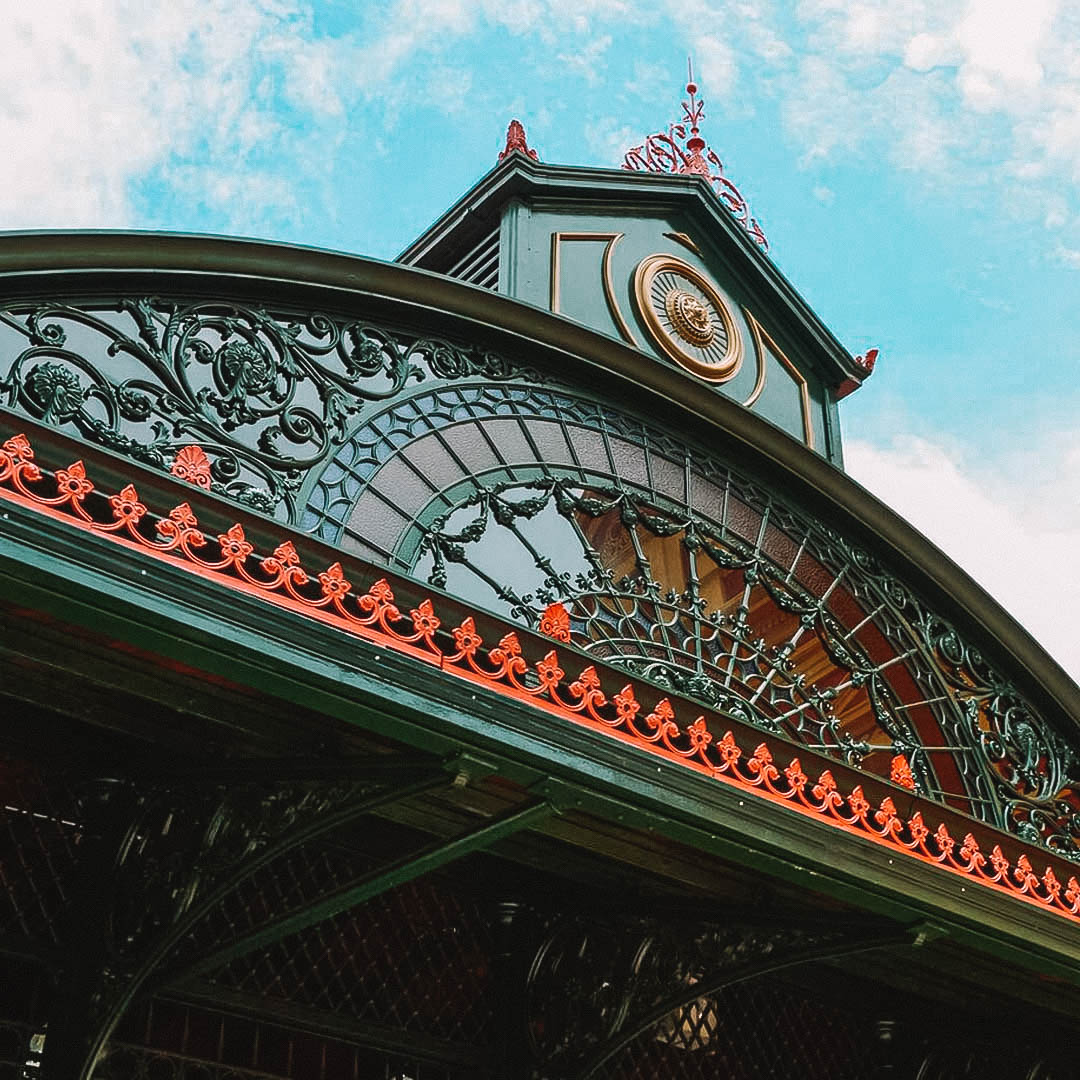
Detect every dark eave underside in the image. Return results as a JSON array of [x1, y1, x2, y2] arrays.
[[3, 597, 1080, 1034]]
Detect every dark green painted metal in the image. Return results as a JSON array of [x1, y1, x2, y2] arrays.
[[0, 201, 1072, 1078], [165, 982, 495, 1070], [503, 203, 834, 457], [172, 798, 554, 983], [396, 156, 864, 390], [0, 235, 1073, 742], [148, 758, 453, 783], [4, 504, 1080, 995]]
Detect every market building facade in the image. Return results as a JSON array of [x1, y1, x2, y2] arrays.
[[0, 83, 1078, 1079]]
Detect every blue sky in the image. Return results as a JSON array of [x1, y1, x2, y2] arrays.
[[4, 0, 1080, 675]]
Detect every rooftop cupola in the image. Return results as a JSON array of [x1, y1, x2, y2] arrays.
[[398, 70, 877, 468]]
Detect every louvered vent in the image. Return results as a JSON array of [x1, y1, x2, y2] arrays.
[[445, 229, 499, 290]]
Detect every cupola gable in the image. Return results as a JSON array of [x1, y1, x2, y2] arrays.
[[399, 88, 872, 469]]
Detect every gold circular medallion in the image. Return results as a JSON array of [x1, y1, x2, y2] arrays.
[[633, 255, 742, 382]]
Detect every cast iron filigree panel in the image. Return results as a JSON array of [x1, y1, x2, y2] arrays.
[[0, 298, 535, 522], [1, 290, 1078, 858], [315, 383, 1080, 857]]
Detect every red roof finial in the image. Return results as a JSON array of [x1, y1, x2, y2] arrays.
[[836, 348, 880, 400], [498, 119, 539, 163], [855, 348, 879, 377], [623, 63, 767, 251], [683, 56, 706, 161]]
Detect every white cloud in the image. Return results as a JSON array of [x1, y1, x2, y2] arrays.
[[846, 433, 1080, 681], [953, 0, 1058, 110], [354, 0, 634, 88], [780, 0, 1080, 236], [11, 0, 1073, 246], [0, 0, 352, 230], [556, 34, 613, 85], [1053, 244, 1080, 268], [585, 117, 639, 163]]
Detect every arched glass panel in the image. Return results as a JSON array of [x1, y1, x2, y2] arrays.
[[0, 288, 1073, 859], [311, 382, 1080, 857]]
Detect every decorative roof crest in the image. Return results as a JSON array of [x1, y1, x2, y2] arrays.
[[623, 60, 767, 251], [836, 347, 879, 399], [854, 347, 879, 377], [498, 119, 539, 163]]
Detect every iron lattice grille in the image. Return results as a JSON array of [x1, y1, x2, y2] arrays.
[[204, 876, 497, 1048], [309, 381, 1080, 858], [182, 844, 375, 962], [591, 974, 1072, 1080], [0, 754, 81, 946], [595, 974, 876, 1080]]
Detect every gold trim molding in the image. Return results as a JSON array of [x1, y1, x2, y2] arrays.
[[632, 254, 743, 383], [549, 232, 638, 346], [663, 231, 703, 257], [744, 310, 815, 450]]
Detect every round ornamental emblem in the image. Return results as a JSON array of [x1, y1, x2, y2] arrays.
[[632, 255, 743, 382]]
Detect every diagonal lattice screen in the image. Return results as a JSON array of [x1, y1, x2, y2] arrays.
[[0, 754, 81, 946], [208, 876, 497, 1047]]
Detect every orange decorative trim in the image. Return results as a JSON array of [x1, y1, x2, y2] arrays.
[[2, 431, 1079, 927], [891, 753, 916, 791], [171, 445, 212, 489], [539, 602, 571, 642]]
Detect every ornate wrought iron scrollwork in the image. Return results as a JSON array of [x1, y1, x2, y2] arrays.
[[917, 613, 1080, 853], [314, 381, 1080, 857], [3, 287, 1079, 859], [0, 298, 534, 522], [417, 476, 928, 782]]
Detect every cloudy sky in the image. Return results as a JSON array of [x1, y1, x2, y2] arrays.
[[4, 0, 1079, 676]]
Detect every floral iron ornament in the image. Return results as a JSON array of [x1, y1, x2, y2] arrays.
[[2, 431, 1080, 929], [623, 63, 767, 250], [0, 297, 538, 524], [171, 445, 212, 489]]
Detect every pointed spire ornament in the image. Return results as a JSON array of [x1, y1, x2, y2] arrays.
[[498, 119, 539, 163], [623, 60, 767, 250]]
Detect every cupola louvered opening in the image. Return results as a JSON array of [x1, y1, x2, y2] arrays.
[[444, 227, 499, 290]]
